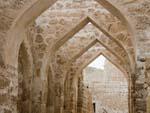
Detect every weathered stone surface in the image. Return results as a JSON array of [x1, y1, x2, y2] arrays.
[[0, 94, 8, 104], [0, 76, 10, 89], [0, 0, 150, 113]]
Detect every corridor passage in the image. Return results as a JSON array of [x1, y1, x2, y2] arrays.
[[83, 55, 128, 113], [0, 0, 150, 113]]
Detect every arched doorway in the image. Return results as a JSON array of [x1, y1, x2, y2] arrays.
[[81, 55, 129, 113]]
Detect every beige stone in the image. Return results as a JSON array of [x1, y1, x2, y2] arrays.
[[0, 0, 150, 113]]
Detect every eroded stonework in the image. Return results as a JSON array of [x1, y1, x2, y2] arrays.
[[0, 0, 150, 113]]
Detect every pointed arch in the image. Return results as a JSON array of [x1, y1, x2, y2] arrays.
[[4, 0, 135, 71], [78, 52, 127, 79], [67, 39, 125, 68], [60, 38, 128, 79], [96, 0, 136, 42], [47, 16, 131, 70], [75, 51, 131, 113]]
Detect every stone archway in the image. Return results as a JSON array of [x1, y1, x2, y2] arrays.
[[76, 54, 130, 113], [73, 47, 133, 113], [63, 42, 131, 113], [1, 1, 137, 113], [4, 0, 135, 70]]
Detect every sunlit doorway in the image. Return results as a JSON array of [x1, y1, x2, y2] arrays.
[[83, 55, 128, 113]]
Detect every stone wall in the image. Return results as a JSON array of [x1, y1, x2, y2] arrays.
[[0, 0, 150, 113]]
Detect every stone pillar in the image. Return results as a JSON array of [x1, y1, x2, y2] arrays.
[[134, 57, 147, 113], [54, 81, 64, 113], [53, 68, 65, 113], [52, 54, 70, 113], [77, 77, 84, 113], [53, 67, 65, 113], [87, 91, 94, 113], [0, 65, 18, 113], [31, 68, 42, 113], [64, 68, 78, 113], [46, 67, 55, 113], [77, 76, 92, 113], [31, 61, 49, 113], [131, 73, 136, 113], [31, 70, 49, 113]]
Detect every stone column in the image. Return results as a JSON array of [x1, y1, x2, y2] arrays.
[[87, 91, 94, 113], [64, 68, 78, 113], [134, 57, 147, 113], [31, 67, 42, 113], [52, 54, 70, 113], [77, 76, 90, 113], [77, 77, 84, 113], [53, 65, 65, 113], [54, 81, 64, 113], [46, 67, 55, 113], [131, 73, 136, 113]]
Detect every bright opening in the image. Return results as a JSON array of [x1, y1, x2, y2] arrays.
[[88, 55, 106, 70], [83, 55, 128, 113]]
